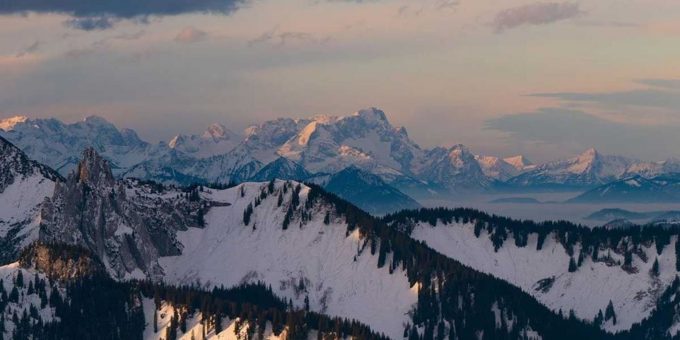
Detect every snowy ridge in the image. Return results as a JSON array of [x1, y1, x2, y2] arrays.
[[0, 137, 59, 262], [159, 181, 418, 339], [384, 210, 680, 334], [507, 148, 638, 189]]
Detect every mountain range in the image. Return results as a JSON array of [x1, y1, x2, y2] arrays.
[[3, 109, 680, 212], [1, 136, 680, 338]]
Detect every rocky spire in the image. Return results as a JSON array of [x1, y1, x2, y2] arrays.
[[76, 148, 115, 188]]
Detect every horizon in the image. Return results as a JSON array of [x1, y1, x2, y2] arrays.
[[3, 0, 680, 162]]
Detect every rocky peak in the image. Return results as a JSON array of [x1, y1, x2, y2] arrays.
[[76, 148, 115, 188], [203, 123, 230, 140], [577, 148, 600, 163], [354, 107, 389, 125], [0, 115, 28, 131], [504, 155, 533, 169]]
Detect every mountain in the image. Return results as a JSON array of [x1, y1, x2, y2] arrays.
[[167, 123, 240, 158], [0, 115, 153, 175], [568, 174, 680, 203], [475, 155, 525, 181], [322, 166, 421, 215], [0, 136, 61, 263], [39, 148, 207, 279], [384, 208, 680, 334], [586, 208, 662, 221], [419, 145, 492, 192], [4, 148, 680, 338], [249, 157, 313, 182], [506, 148, 636, 190], [504, 155, 534, 171]]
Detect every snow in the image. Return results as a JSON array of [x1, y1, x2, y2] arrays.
[[142, 298, 287, 340], [0, 174, 54, 244], [0, 263, 61, 337], [410, 221, 679, 333], [0, 116, 28, 131], [159, 182, 417, 339]]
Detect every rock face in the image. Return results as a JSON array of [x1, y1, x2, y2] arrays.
[[38, 148, 207, 280], [19, 242, 105, 282]]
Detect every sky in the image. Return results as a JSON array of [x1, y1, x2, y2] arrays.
[[1, 0, 680, 162]]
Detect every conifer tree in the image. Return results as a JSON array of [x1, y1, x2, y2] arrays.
[[651, 257, 660, 277], [568, 257, 577, 273]]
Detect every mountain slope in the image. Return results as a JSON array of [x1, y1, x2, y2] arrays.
[[384, 208, 680, 333], [322, 167, 421, 215], [38, 148, 207, 280], [0, 136, 61, 263], [249, 157, 313, 182]]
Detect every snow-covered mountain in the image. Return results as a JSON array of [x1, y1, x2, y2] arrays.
[[0, 115, 154, 175], [0, 110, 496, 197], [418, 145, 492, 192], [384, 208, 680, 334], [167, 123, 241, 159], [4, 147, 680, 338], [506, 148, 637, 190], [475, 155, 529, 181], [0, 136, 61, 263], [569, 174, 680, 203]]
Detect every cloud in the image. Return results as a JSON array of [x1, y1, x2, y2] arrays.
[[248, 28, 331, 47], [64, 16, 118, 31], [15, 40, 41, 58], [492, 2, 583, 33], [0, 0, 245, 30], [485, 108, 680, 160], [636, 79, 680, 90], [174, 27, 208, 43], [530, 89, 680, 110]]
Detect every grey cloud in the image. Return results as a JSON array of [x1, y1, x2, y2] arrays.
[[65, 16, 117, 30], [531, 89, 680, 110], [493, 2, 583, 33], [15, 40, 41, 57], [0, 0, 245, 30], [485, 108, 680, 160]]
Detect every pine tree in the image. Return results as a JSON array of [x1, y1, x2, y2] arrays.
[[282, 206, 293, 230], [323, 211, 330, 225], [15, 271, 23, 288], [605, 300, 616, 325], [651, 257, 660, 277], [9, 286, 19, 303], [568, 257, 577, 273]]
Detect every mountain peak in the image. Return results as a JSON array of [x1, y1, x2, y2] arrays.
[[354, 107, 388, 123], [203, 123, 230, 140], [82, 115, 112, 126], [578, 147, 599, 160], [504, 155, 533, 169], [0, 115, 29, 131], [77, 148, 115, 188]]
